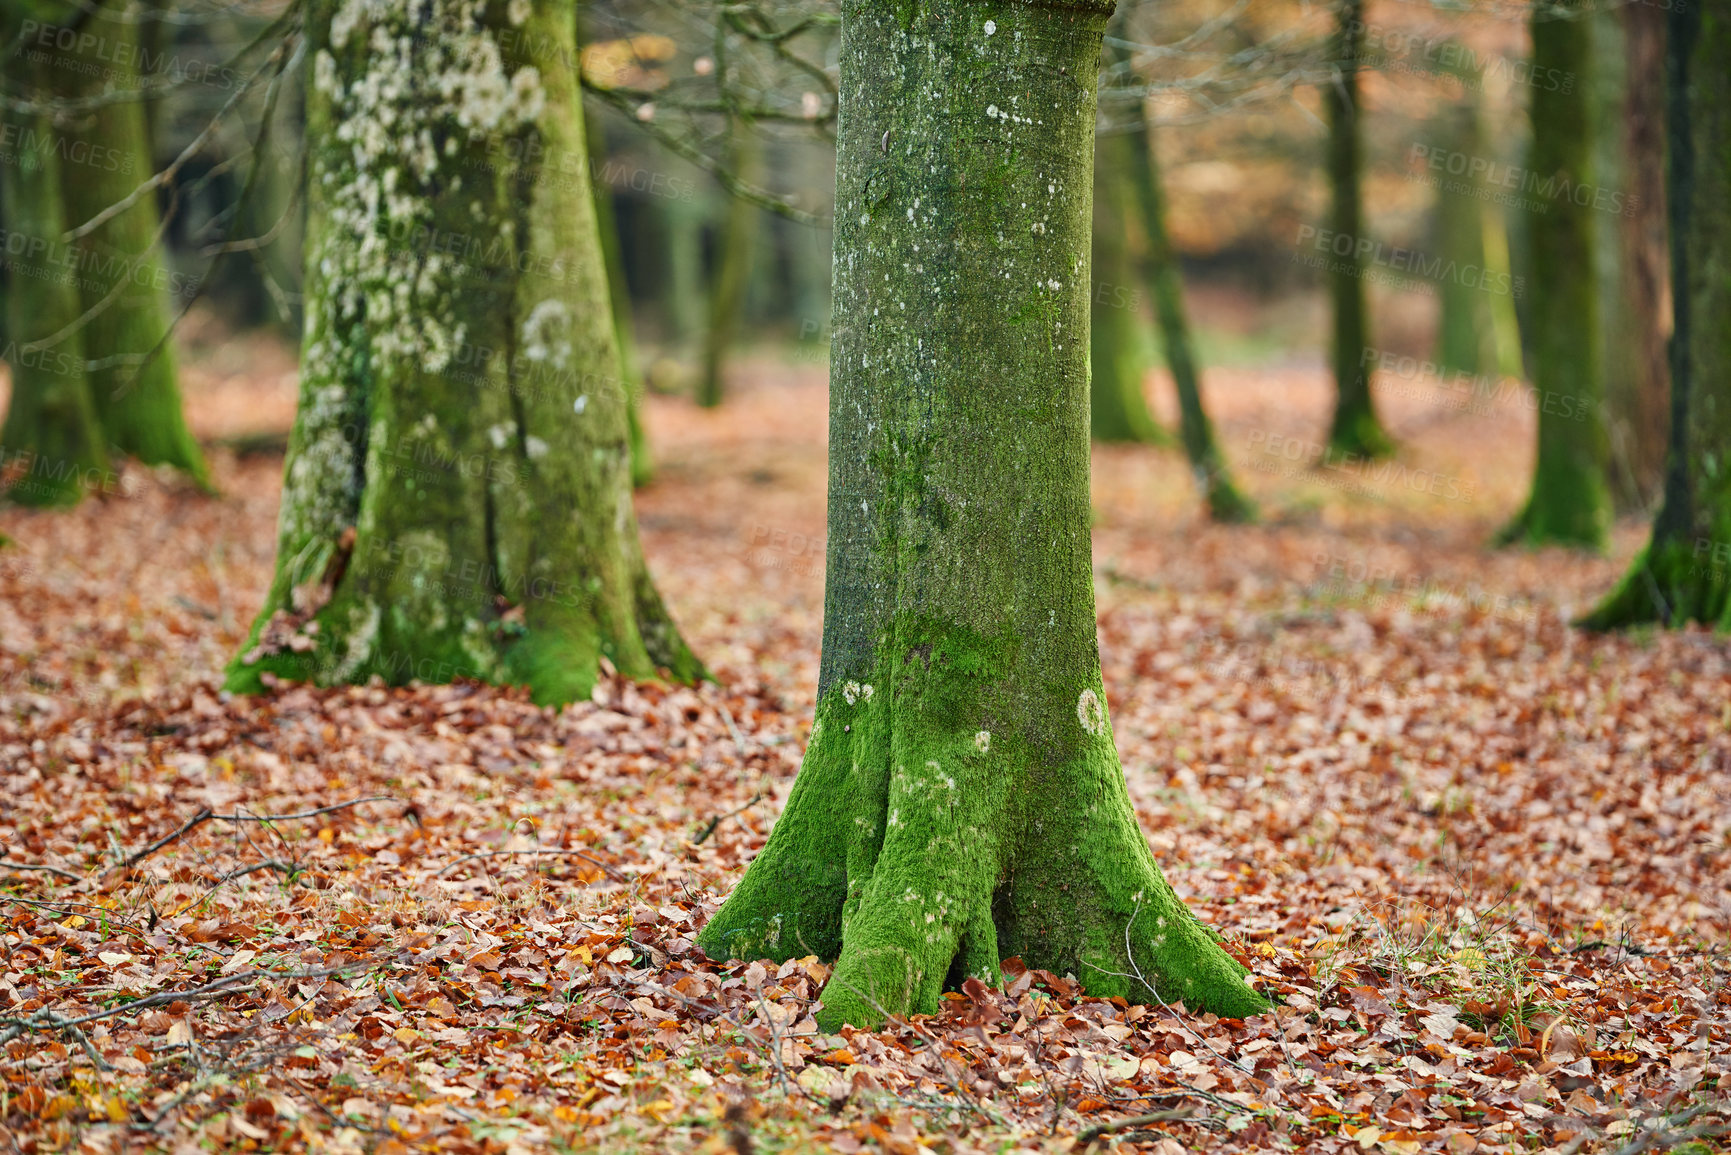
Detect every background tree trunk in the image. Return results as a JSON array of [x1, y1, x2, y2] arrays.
[[1498, 0, 1611, 550], [227, 0, 699, 705], [0, 49, 105, 508], [1322, 0, 1393, 460], [1089, 137, 1166, 445], [1118, 95, 1257, 523], [58, 0, 207, 483], [585, 110, 652, 487], [697, 130, 760, 408], [696, 0, 1265, 1029], [1430, 61, 1499, 379], [1604, 0, 1670, 514], [1581, 0, 1730, 628]]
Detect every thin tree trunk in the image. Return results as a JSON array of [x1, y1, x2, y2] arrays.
[[1090, 136, 1166, 445], [586, 109, 652, 487], [58, 0, 207, 483], [696, 0, 1265, 1029], [0, 48, 105, 507], [1581, 0, 1730, 628], [1605, 0, 1670, 513], [1118, 91, 1256, 523], [1322, 0, 1392, 460], [1430, 61, 1499, 379], [697, 131, 760, 408], [662, 185, 707, 349], [228, 0, 700, 705], [1497, 0, 1611, 549]]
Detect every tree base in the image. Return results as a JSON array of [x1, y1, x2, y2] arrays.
[[227, 559, 703, 707], [1324, 409, 1396, 461], [1205, 475, 1258, 524], [1577, 538, 1731, 630], [1493, 494, 1608, 553], [696, 685, 1268, 1029]]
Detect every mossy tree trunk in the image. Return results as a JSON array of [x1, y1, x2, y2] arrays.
[[1581, 0, 1731, 628], [1322, 0, 1392, 460], [1117, 86, 1256, 523], [1089, 137, 1165, 445], [58, 0, 206, 481], [696, 0, 1267, 1030], [227, 0, 700, 707], [1497, 0, 1610, 550], [1604, 0, 1669, 513], [696, 130, 760, 408], [0, 0, 205, 502], [0, 39, 105, 507]]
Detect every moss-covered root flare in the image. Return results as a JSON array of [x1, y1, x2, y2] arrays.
[[1578, 540, 1731, 630]]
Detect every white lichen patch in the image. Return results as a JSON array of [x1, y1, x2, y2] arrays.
[[521, 299, 573, 368], [1077, 688, 1106, 736], [974, 730, 990, 753], [842, 680, 874, 705]]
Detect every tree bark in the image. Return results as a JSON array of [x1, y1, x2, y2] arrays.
[[1089, 137, 1166, 445], [57, 0, 207, 484], [1580, 0, 1731, 628], [1497, 0, 1611, 550], [1322, 0, 1392, 460], [0, 42, 106, 507], [585, 109, 652, 487], [697, 130, 760, 407], [1430, 66, 1499, 379], [1604, 0, 1669, 513], [696, 0, 1266, 1029], [1117, 92, 1256, 523], [227, 0, 700, 706]]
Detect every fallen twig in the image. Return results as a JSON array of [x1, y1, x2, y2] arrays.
[[692, 790, 766, 846], [105, 796, 397, 876], [1075, 1108, 1195, 1148], [0, 860, 83, 882], [434, 848, 628, 882]]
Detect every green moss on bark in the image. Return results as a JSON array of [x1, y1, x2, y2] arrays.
[[697, 0, 1267, 1030], [227, 0, 699, 707], [1497, 0, 1611, 551]]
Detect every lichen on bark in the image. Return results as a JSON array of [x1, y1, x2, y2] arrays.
[[227, 0, 699, 706], [697, 0, 1266, 1029]]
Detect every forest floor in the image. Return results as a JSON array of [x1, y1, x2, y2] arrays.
[[0, 332, 1727, 1155]]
